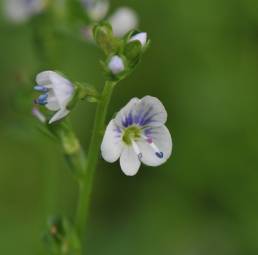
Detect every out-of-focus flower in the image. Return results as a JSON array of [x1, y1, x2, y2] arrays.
[[108, 55, 125, 75], [129, 32, 148, 47], [4, 0, 45, 23], [108, 7, 139, 37], [34, 71, 74, 124], [101, 96, 172, 176], [81, 0, 109, 21]]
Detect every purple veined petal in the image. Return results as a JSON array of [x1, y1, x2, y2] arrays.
[[137, 125, 172, 167], [136, 96, 168, 127], [114, 97, 140, 127], [101, 120, 123, 163]]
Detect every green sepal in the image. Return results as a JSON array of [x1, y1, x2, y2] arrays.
[[43, 216, 81, 255], [67, 82, 100, 110], [93, 22, 121, 55], [124, 40, 142, 68]]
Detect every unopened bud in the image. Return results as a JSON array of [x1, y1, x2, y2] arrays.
[[108, 55, 125, 75]]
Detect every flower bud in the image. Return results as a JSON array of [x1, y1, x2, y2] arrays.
[[82, 0, 109, 21], [108, 55, 125, 75], [108, 7, 138, 37], [129, 32, 148, 47], [93, 22, 118, 55], [4, 0, 45, 23]]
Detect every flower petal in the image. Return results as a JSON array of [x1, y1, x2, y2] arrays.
[[120, 146, 141, 176], [45, 90, 60, 111], [36, 70, 56, 86], [135, 96, 167, 127], [114, 97, 140, 127], [138, 125, 172, 167], [101, 120, 123, 163], [49, 108, 70, 124]]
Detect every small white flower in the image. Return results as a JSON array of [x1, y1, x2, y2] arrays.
[[81, 0, 109, 21], [4, 0, 45, 23], [129, 32, 148, 47], [34, 71, 74, 124], [101, 96, 172, 176], [108, 7, 139, 37], [108, 56, 125, 75]]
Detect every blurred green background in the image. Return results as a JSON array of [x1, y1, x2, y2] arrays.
[[1, 0, 258, 254]]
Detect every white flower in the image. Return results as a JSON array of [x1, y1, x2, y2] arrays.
[[81, 0, 109, 21], [4, 0, 45, 23], [108, 7, 139, 37], [34, 71, 74, 124], [108, 55, 125, 75], [101, 96, 172, 176], [129, 32, 148, 47]]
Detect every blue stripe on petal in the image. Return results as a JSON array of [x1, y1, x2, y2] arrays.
[[139, 106, 153, 126]]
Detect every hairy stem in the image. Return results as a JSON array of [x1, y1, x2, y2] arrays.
[[75, 81, 115, 243]]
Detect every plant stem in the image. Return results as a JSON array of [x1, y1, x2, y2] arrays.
[[75, 80, 115, 242]]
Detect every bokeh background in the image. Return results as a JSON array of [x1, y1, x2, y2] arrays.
[[1, 0, 258, 254]]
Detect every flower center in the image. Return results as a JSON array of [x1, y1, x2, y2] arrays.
[[122, 126, 141, 145]]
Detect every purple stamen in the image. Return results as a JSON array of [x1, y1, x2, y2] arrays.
[[35, 94, 48, 105], [34, 85, 48, 92]]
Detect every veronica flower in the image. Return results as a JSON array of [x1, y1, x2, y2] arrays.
[[101, 96, 172, 176], [108, 7, 139, 37], [34, 71, 74, 124], [4, 0, 45, 23], [81, 0, 109, 21]]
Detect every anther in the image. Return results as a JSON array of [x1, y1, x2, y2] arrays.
[[36, 94, 48, 105], [33, 85, 48, 92]]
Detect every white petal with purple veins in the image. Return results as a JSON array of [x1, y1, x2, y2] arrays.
[[101, 120, 123, 162], [138, 125, 172, 166], [114, 97, 140, 127], [135, 96, 167, 127]]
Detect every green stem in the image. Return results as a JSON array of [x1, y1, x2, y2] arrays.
[[75, 81, 115, 242]]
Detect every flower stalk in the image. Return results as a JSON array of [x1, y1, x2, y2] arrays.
[[75, 80, 115, 240]]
